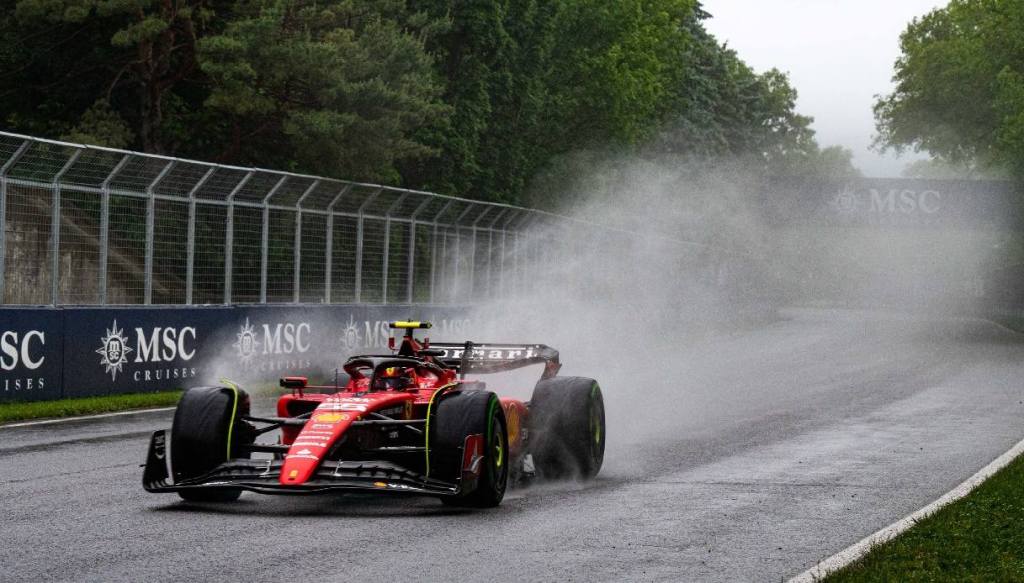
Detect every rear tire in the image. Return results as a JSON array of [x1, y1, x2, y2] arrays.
[[170, 386, 253, 502], [431, 391, 509, 508], [529, 377, 605, 480]]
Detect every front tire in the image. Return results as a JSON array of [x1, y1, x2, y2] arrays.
[[431, 391, 509, 508], [170, 386, 253, 502], [529, 377, 605, 480]]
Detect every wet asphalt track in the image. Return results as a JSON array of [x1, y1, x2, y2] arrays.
[[3, 308, 1024, 582]]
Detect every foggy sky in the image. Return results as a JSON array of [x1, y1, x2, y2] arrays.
[[704, 0, 945, 177]]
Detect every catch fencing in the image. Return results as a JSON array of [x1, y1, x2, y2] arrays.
[[0, 131, 617, 306]]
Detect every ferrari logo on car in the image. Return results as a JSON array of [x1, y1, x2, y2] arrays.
[[313, 412, 345, 423]]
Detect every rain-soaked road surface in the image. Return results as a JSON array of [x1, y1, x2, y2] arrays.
[[3, 309, 1023, 582]]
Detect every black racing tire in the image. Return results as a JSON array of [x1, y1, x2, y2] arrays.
[[431, 390, 509, 508], [170, 386, 253, 502], [529, 376, 605, 481]]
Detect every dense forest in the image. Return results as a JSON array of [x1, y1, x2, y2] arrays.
[[876, 0, 1024, 180], [0, 0, 857, 206]]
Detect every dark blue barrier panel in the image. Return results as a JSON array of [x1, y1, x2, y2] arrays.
[[0, 308, 63, 402], [62, 306, 237, 398], [209, 305, 474, 386], [764, 178, 1023, 229], [2, 304, 473, 403]]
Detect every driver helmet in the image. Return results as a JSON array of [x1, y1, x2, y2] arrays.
[[378, 366, 414, 391]]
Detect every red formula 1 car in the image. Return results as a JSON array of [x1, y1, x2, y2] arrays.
[[143, 321, 605, 507]]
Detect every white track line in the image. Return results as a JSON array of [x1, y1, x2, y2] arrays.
[[789, 435, 1024, 582], [0, 406, 176, 430]]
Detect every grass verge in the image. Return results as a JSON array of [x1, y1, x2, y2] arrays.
[[0, 390, 182, 424], [991, 314, 1024, 334], [826, 450, 1024, 582]]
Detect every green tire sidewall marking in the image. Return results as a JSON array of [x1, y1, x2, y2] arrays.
[[591, 382, 601, 446], [224, 385, 240, 461], [486, 395, 500, 470]]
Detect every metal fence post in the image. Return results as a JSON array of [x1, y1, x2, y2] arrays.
[[186, 166, 216, 305], [429, 224, 438, 304], [428, 200, 452, 305], [452, 229, 460, 302], [0, 141, 30, 303], [224, 171, 253, 305], [484, 209, 507, 299], [467, 208, 493, 302], [498, 230, 506, 298], [407, 196, 432, 304], [381, 193, 408, 305], [259, 176, 287, 304], [353, 188, 382, 304], [354, 215, 364, 303], [451, 204, 477, 303], [50, 149, 82, 305], [382, 221, 390, 304], [294, 180, 319, 304], [324, 185, 351, 304], [144, 160, 176, 305], [98, 155, 130, 304]]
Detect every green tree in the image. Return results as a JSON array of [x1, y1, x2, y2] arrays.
[[874, 0, 1024, 177], [198, 0, 448, 181], [8, 0, 225, 152]]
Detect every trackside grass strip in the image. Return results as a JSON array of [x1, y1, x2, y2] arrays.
[[826, 451, 1024, 582], [992, 315, 1024, 334], [0, 391, 182, 424]]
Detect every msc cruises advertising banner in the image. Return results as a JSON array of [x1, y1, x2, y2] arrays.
[[1, 304, 472, 403], [764, 178, 1022, 229], [0, 308, 63, 402]]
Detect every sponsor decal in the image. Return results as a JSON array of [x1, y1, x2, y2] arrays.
[[296, 449, 313, 456], [339, 316, 471, 354], [291, 441, 329, 448], [309, 423, 336, 430], [438, 346, 539, 361], [1, 329, 47, 392], [233, 318, 312, 370], [373, 481, 387, 488], [404, 400, 413, 420], [233, 318, 260, 363], [288, 470, 299, 479], [506, 406, 520, 444], [323, 403, 367, 412], [96, 319, 198, 383], [340, 315, 362, 351], [313, 412, 345, 423], [827, 185, 943, 224], [96, 320, 132, 381], [379, 406, 403, 417]]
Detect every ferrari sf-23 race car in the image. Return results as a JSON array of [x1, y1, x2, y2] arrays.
[[143, 321, 605, 507]]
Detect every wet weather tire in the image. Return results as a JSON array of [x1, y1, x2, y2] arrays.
[[170, 386, 253, 503], [431, 391, 509, 508], [529, 377, 605, 480]]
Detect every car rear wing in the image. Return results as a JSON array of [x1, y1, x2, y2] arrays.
[[428, 342, 561, 379]]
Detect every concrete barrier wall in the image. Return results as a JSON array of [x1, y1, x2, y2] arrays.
[[0, 304, 472, 402]]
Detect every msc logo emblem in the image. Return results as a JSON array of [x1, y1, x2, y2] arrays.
[[829, 185, 859, 214], [340, 315, 362, 351], [96, 320, 132, 381], [233, 318, 260, 363]]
